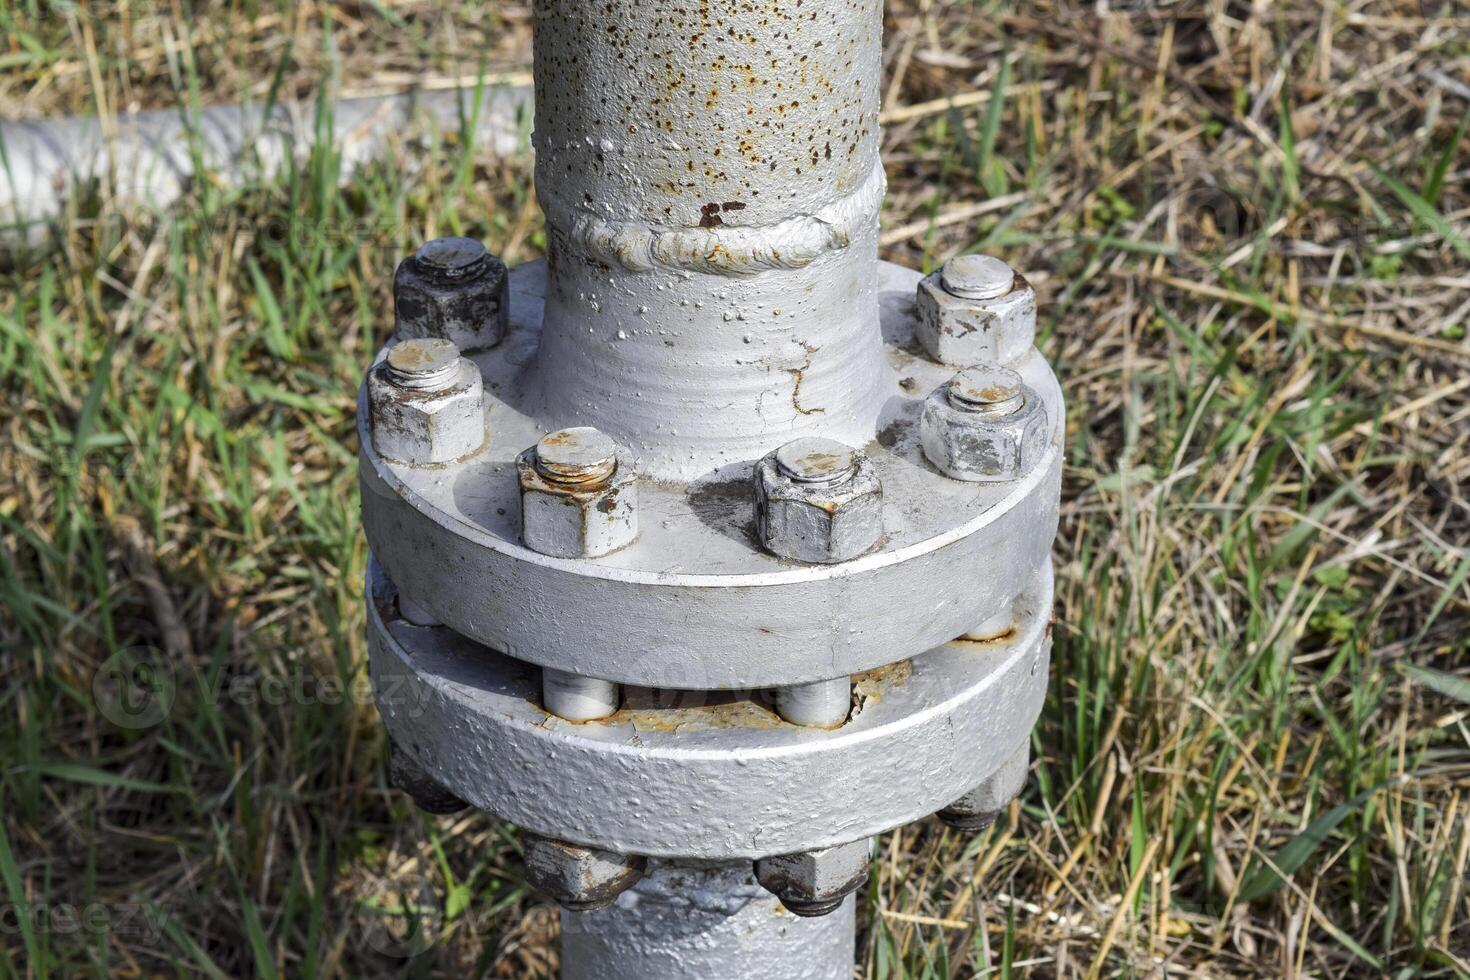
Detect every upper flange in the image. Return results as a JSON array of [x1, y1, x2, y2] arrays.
[[359, 260, 1062, 689]]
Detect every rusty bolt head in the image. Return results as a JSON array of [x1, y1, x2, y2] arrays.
[[755, 438, 883, 564], [522, 835, 647, 912], [388, 740, 468, 816], [914, 257, 1036, 366], [754, 839, 870, 917], [535, 426, 619, 485], [920, 366, 1049, 483], [368, 339, 485, 466], [946, 363, 1025, 417], [394, 237, 509, 351], [518, 428, 639, 559]]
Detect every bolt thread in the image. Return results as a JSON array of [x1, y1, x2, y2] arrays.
[[386, 359, 460, 390], [535, 456, 617, 486], [413, 237, 491, 284], [948, 386, 1024, 418]]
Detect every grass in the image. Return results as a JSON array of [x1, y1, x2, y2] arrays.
[[1, 0, 1468, 976]]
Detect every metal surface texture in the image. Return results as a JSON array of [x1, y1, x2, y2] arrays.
[[358, 0, 1065, 974]]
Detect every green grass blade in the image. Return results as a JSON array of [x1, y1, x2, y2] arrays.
[[0, 812, 41, 976], [1373, 165, 1470, 260], [29, 763, 182, 795], [1398, 663, 1470, 705], [1238, 783, 1386, 903]]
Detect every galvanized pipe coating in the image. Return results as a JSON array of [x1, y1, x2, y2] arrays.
[[528, 0, 891, 480]]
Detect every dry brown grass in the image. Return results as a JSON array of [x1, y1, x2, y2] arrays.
[[1, 0, 1468, 976]]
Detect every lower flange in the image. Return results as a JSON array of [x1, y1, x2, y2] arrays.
[[368, 557, 1050, 859]]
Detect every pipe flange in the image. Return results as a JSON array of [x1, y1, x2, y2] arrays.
[[366, 556, 1053, 859], [359, 260, 1063, 690]]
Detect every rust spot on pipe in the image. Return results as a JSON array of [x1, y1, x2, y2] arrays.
[[786, 341, 825, 416]]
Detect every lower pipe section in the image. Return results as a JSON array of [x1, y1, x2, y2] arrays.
[[560, 860, 855, 980]]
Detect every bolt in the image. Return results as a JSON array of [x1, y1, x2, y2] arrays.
[[368, 339, 485, 466], [543, 667, 620, 722], [774, 677, 851, 728], [523, 835, 647, 912], [937, 742, 1030, 832], [919, 365, 1049, 483], [535, 427, 619, 486], [384, 338, 462, 390], [755, 439, 882, 564], [388, 740, 468, 816], [518, 429, 639, 559], [915, 258, 1036, 366], [941, 254, 1014, 301], [394, 237, 508, 350], [774, 437, 858, 486], [413, 236, 492, 283], [754, 839, 870, 917], [947, 364, 1026, 418]]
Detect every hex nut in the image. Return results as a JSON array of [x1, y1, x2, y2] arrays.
[[920, 372, 1049, 482], [937, 742, 1030, 832], [393, 237, 509, 351], [368, 343, 486, 466], [388, 740, 468, 816], [914, 263, 1037, 366], [754, 439, 883, 564], [517, 429, 639, 559], [754, 839, 870, 917], [522, 835, 647, 912]]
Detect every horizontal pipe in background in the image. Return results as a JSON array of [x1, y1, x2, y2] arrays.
[[0, 79, 532, 247]]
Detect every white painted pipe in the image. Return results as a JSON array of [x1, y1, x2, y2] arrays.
[[525, 0, 890, 481], [0, 81, 531, 247], [561, 860, 855, 980]]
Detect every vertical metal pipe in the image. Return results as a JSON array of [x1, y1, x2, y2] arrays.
[[524, 2, 889, 973], [560, 861, 855, 980], [528, 0, 889, 480]]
